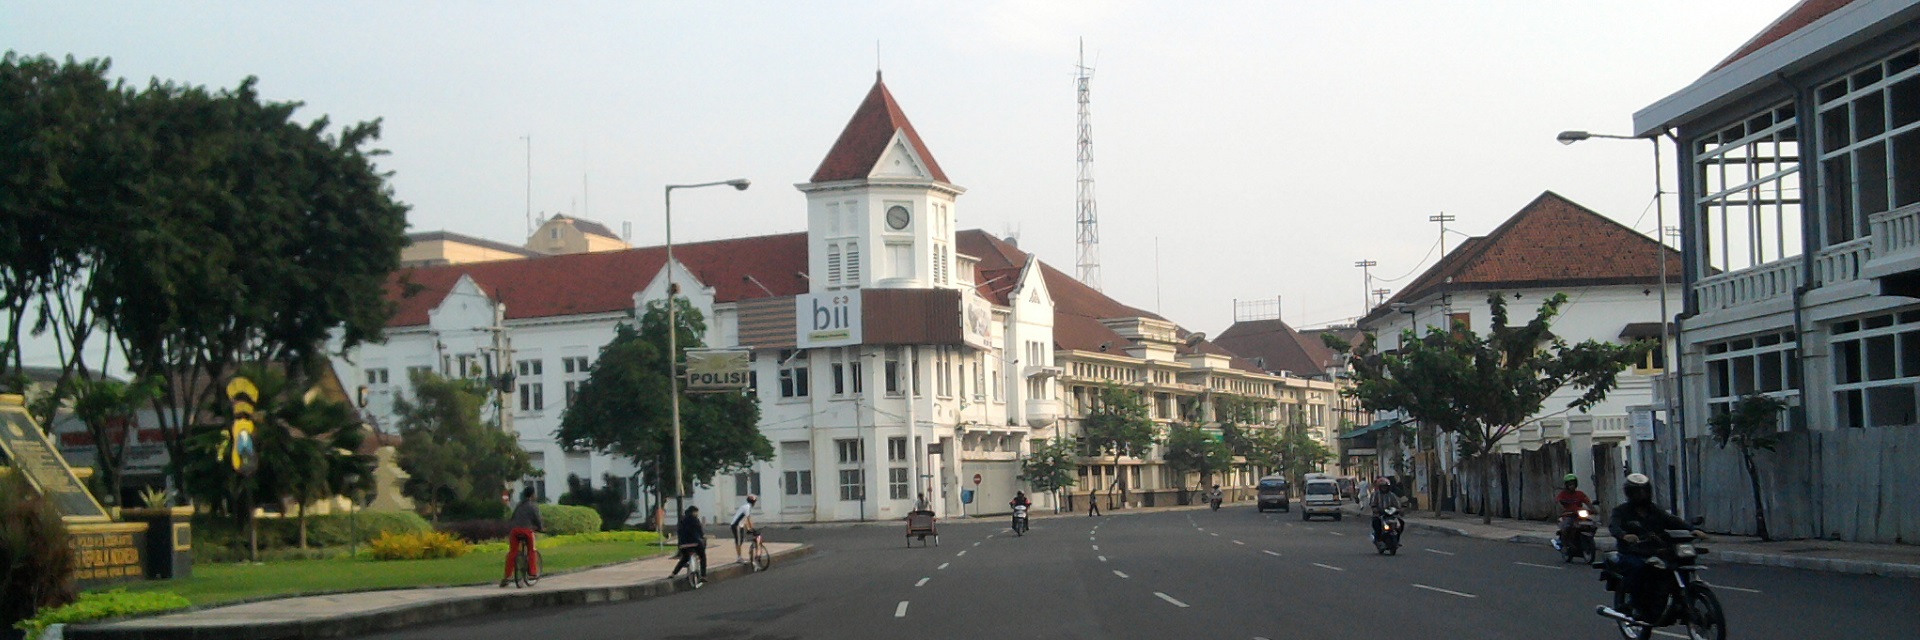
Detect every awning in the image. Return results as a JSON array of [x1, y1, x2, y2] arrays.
[[1340, 418, 1400, 440], [1618, 322, 1673, 340]]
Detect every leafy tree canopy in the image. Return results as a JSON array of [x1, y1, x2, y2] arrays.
[[394, 371, 531, 521], [1020, 437, 1079, 498], [1080, 384, 1158, 459], [1162, 423, 1232, 488]]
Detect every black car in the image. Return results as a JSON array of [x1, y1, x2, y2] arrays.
[[1255, 476, 1291, 512]]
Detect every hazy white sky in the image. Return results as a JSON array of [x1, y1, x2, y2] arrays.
[[5, 0, 1800, 342]]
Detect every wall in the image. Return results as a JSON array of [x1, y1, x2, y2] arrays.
[[1689, 425, 1920, 544]]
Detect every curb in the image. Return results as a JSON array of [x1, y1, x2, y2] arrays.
[[67, 544, 818, 640], [1342, 505, 1920, 579]]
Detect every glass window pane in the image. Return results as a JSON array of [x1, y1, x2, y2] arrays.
[[1892, 76, 1920, 129], [1822, 105, 1851, 150], [1825, 155, 1855, 245], [1858, 141, 1890, 215], [1856, 93, 1888, 140], [1759, 351, 1784, 392], [1867, 334, 1898, 380], [1903, 331, 1920, 377], [1895, 129, 1920, 208], [1836, 340, 1863, 384], [1867, 385, 1916, 427], [1733, 356, 1757, 395]]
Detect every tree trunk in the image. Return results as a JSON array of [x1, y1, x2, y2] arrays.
[[298, 501, 309, 549], [1742, 450, 1770, 541], [1480, 457, 1494, 525]]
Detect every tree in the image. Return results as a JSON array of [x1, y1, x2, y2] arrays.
[[556, 300, 771, 504], [1279, 425, 1334, 487], [67, 377, 160, 506], [559, 474, 636, 531], [1080, 384, 1158, 460], [1338, 293, 1644, 524], [1162, 423, 1232, 490], [395, 372, 532, 521], [1708, 394, 1789, 541], [1019, 437, 1079, 513]]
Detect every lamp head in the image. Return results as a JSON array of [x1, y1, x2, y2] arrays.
[[1556, 130, 1591, 145], [729, 179, 751, 191]]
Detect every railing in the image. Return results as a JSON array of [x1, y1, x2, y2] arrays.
[[1592, 415, 1630, 435], [1870, 203, 1920, 257], [1694, 258, 1801, 311], [1815, 238, 1873, 285]]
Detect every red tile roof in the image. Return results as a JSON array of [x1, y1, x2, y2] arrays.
[[956, 230, 1032, 306], [1711, 0, 1859, 72], [810, 74, 950, 184], [1361, 191, 1682, 325], [385, 232, 809, 327], [1213, 319, 1329, 377]]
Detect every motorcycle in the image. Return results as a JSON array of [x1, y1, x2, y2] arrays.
[[1209, 492, 1223, 511], [1593, 520, 1726, 640], [1372, 506, 1404, 555], [1011, 504, 1030, 536], [1555, 507, 1599, 564]]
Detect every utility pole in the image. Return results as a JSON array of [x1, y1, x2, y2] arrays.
[[1430, 213, 1457, 257], [1373, 289, 1391, 307], [1354, 260, 1378, 314]]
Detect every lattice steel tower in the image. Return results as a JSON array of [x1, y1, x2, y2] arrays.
[[1075, 39, 1102, 291]]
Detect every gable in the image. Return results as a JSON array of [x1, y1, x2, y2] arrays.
[[870, 131, 931, 179]]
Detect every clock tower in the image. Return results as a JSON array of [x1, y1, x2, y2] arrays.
[[798, 73, 964, 294]]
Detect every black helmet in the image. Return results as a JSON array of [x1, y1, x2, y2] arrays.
[[1624, 473, 1653, 504]]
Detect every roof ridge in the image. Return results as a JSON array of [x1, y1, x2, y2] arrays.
[[809, 76, 949, 183]]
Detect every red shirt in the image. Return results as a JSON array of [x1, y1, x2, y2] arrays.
[[1556, 489, 1592, 514]]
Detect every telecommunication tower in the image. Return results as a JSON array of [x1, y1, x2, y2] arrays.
[[1075, 40, 1102, 291]]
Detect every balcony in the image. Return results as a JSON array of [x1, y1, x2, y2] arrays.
[[1695, 257, 1799, 311], [1025, 399, 1060, 428], [1862, 204, 1920, 295]]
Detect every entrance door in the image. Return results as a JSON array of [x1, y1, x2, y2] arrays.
[[780, 441, 815, 516]]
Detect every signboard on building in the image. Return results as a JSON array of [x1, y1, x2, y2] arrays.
[[797, 292, 862, 348], [961, 291, 993, 351], [1629, 408, 1657, 442], [0, 399, 111, 522], [686, 349, 752, 391]]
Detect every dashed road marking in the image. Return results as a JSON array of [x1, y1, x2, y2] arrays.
[[915, 577, 929, 587], [1329, 531, 1345, 536], [1210, 533, 1220, 537], [938, 563, 950, 570], [895, 601, 910, 617], [973, 542, 982, 547], [1092, 545, 1099, 550], [1312, 563, 1345, 572], [1113, 570, 1129, 578], [1717, 585, 1763, 594], [1424, 548, 1455, 556], [1513, 561, 1564, 571], [1411, 584, 1477, 598], [1098, 555, 1108, 562], [1232, 540, 1246, 545], [1263, 550, 1282, 557], [1154, 592, 1190, 608], [957, 550, 967, 557]]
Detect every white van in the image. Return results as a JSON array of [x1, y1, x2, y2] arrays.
[[1301, 473, 1343, 521]]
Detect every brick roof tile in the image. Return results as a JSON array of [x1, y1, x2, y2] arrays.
[[810, 74, 950, 184]]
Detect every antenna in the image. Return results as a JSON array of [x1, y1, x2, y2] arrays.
[[1430, 213, 1457, 257], [521, 135, 532, 236], [1075, 38, 1102, 291]]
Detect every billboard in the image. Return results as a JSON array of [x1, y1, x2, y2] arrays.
[[961, 291, 993, 350], [686, 349, 752, 392], [797, 292, 862, 348]]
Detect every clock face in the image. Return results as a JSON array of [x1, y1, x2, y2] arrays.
[[886, 205, 911, 231]]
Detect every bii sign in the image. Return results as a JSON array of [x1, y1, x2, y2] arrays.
[[797, 292, 862, 348]]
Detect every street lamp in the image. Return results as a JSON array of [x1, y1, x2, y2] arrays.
[[663, 179, 751, 515], [1556, 129, 1684, 512]]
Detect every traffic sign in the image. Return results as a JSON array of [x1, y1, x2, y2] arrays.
[[972, 473, 982, 486]]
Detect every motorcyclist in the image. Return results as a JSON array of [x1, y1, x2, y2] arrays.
[[1010, 491, 1032, 529], [1556, 473, 1595, 540], [1608, 473, 1703, 620], [1369, 477, 1397, 540], [1208, 484, 1224, 508]]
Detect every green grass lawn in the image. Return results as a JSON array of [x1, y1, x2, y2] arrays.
[[111, 541, 671, 606]]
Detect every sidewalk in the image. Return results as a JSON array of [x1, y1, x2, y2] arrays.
[[67, 542, 814, 640], [1342, 503, 1920, 579]]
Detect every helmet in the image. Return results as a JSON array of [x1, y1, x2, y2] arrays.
[[1624, 473, 1653, 504], [1563, 473, 1579, 486]]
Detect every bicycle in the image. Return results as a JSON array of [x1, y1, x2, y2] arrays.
[[513, 545, 542, 588], [745, 528, 771, 572], [677, 544, 706, 589]]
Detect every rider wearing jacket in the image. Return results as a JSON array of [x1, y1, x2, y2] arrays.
[[1369, 477, 1397, 539], [1010, 492, 1032, 528], [1608, 473, 1698, 618], [1556, 473, 1595, 537]]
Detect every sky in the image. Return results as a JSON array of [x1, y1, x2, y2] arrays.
[[5, 0, 1803, 347]]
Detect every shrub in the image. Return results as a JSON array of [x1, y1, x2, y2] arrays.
[[469, 530, 661, 554], [367, 530, 471, 561], [557, 474, 636, 531], [435, 519, 513, 543], [192, 511, 431, 559], [538, 504, 601, 535], [13, 589, 191, 637], [0, 472, 76, 632], [441, 497, 507, 522]]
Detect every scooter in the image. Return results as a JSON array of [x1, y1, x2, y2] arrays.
[[1210, 496, 1222, 511], [1011, 504, 1030, 536], [1372, 506, 1404, 555], [1555, 508, 1599, 564], [1593, 519, 1726, 640]]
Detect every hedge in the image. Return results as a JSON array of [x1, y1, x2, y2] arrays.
[[435, 519, 514, 543], [538, 504, 601, 536], [13, 590, 190, 637], [194, 511, 431, 555], [470, 530, 661, 554]]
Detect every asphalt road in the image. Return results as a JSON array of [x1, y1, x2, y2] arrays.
[[358, 506, 1920, 639]]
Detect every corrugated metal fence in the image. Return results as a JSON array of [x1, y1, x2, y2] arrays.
[[1689, 425, 1919, 544]]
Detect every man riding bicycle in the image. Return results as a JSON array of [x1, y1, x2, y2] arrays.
[[731, 495, 758, 564], [500, 486, 543, 587], [670, 505, 707, 579]]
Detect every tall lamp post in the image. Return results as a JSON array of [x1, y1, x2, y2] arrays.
[[1557, 130, 1683, 512], [664, 179, 751, 519]]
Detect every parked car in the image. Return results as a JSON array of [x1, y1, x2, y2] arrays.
[[1256, 475, 1291, 512]]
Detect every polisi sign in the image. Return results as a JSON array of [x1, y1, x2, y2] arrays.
[[686, 349, 752, 392], [797, 292, 862, 348]]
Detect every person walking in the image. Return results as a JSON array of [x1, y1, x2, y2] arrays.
[[1087, 488, 1102, 517]]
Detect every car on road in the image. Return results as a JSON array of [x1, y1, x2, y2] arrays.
[[1255, 475, 1291, 512], [1301, 474, 1342, 521]]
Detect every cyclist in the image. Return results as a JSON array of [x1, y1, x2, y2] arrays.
[[669, 505, 707, 579], [731, 495, 758, 564], [500, 486, 543, 587]]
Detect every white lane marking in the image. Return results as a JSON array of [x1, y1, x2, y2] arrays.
[[1285, 523, 1296, 528], [1210, 533, 1220, 537], [895, 601, 910, 617], [1412, 583, 1477, 598], [1196, 527, 1205, 531], [1154, 592, 1190, 608], [1424, 548, 1455, 556], [1513, 561, 1565, 571], [1263, 550, 1282, 557], [1232, 540, 1246, 545], [915, 577, 929, 587], [1329, 531, 1345, 536], [1092, 545, 1100, 550], [938, 563, 950, 570], [1098, 555, 1108, 562], [957, 550, 967, 557], [973, 542, 982, 547], [1312, 563, 1345, 571], [1113, 570, 1129, 578], [1716, 584, 1763, 594]]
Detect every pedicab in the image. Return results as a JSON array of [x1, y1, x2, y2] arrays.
[[905, 510, 939, 547]]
